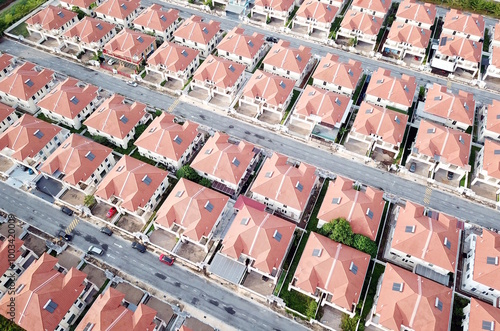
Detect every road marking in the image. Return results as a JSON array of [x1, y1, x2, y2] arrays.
[[113, 243, 123, 248], [107, 254, 116, 259], [65, 218, 80, 234], [423, 186, 432, 205], [167, 98, 181, 113]]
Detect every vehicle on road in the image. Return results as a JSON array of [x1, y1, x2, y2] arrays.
[[159, 254, 175, 266], [55, 230, 73, 241], [266, 36, 279, 43], [132, 241, 146, 253], [107, 58, 116, 65], [100, 227, 113, 236], [447, 171, 454, 180], [127, 81, 138, 87], [106, 207, 117, 218], [60, 206, 73, 216], [87, 245, 104, 255], [409, 162, 416, 173]]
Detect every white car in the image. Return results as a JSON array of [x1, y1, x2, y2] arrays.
[[87, 245, 104, 256], [107, 58, 116, 65], [127, 81, 138, 87]]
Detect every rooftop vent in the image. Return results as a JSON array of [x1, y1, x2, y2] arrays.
[[435, 297, 443, 311], [119, 114, 128, 124], [232, 157, 240, 167], [96, 23, 103, 30], [405, 225, 416, 233], [160, 15, 166, 22], [137, 36, 144, 43], [248, 40, 254, 47], [34, 129, 44, 139], [332, 197, 341, 204], [296, 181, 303, 192], [25, 79, 34, 87], [85, 151, 95, 161], [265, 171, 273, 178], [349, 261, 358, 275], [142, 175, 152, 185], [70, 96, 79, 105], [312, 248, 322, 257], [205, 201, 214, 212], [392, 282, 404, 292], [273, 230, 282, 242], [241, 217, 250, 225], [175, 190, 184, 197], [57, 11, 64, 18]]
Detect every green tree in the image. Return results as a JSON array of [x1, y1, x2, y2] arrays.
[[320, 220, 336, 236], [330, 218, 354, 246], [353, 234, 378, 258], [305, 300, 318, 319], [93, 135, 108, 145], [199, 178, 212, 188], [83, 195, 96, 207], [72, 6, 86, 20], [204, 0, 214, 9], [176, 165, 201, 182], [340, 314, 359, 331]]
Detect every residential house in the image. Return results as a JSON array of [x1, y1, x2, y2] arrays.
[[59, 0, 104, 15], [407, 119, 471, 180], [38, 77, 99, 129], [395, 0, 436, 30], [417, 83, 475, 131], [133, 5, 180, 41], [251, 0, 295, 26], [84, 94, 149, 149], [190, 55, 246, 102], [0, 103, 19, 134], [383, 22, 431, 62], [62, 17, 116, 54], [366, 263, 452, 331], [385, 201, 461, 277], [25, 6, 78, 42], [289, 232, 370, 316], [190, 132, 259, 197], [40, 134, 115, 193], [0, 53, 16, 79], [431, 34, 482, 77], [462, 298, 500, 331], [317, 177, 385, 240], [0, 238, 38, 298], [94, 155, 169, 219], [249, 152, 318, 222], [0, 62, 56, 113], [351, 0, 391, 18], [75, 287, 159, 331], [0, 253, 96, 331], [479, 100, 500, 142], [134, 113, 202, 170], [346, 102, 408, 156], [103, 29, 156, 68], [217, 27, 268, 72], [262, 40, 312, 85], [94, 0, 141, 27], [365, 68, 417, 112], [172, 15, 222, 58], [442, 9, 485, 42], [337, 10, 382, 51], [0, 114, 70, 172], [154, 178, 229, 250], [484, 22, 500, 80], [311, 54, 363, 96], [292, 0, 340, 36]]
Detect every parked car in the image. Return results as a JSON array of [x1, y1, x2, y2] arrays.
[[100, 227, 113, 236], [159, 254, 175, 266], [131, 242, 146, 253], [265, 36, 279, 43], [56, 230, 73, 241], [106, 207, 117, 218], [447, 171, 454, 180], [61, 206, 73, 216], [107, 58, 116, 65], [127, 81, 138, 87], [409, 162, 416, 173], [87, 245, 104, 256]]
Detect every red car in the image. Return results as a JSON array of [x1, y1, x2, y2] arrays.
[[159, 254, 175, 266], [106, 207, 117, 218]]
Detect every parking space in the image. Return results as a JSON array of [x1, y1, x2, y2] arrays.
[[434, 168, 462, 187], [258, 111, 281, 125], [163, 78, 184, 90], [0, 155, 14, 173], [57, 248, 82, 271], [188, 86, 210, 100], [237, 103, 259, 118], [91, 201, 114, 219], [406, 159, 431, 178], [59, 188, 85, 206], [149, 228, 178, 251], [143, 71, 163, 85], [287, 122, 312, 139], [241, 270, 275, 296], [182, 317, 214, 331], [36, 176, 63, 197], [372, 147, 395, 165], [115, 214, 144, 233], [471, 181, 498, 201], [144, 296, 176, 325], [210, 94, 232, 108], [6, 165, 37, 189], [291, 25, 309, 35], [80, 263, 108, 289], [113, 281, 145, 305], [318, 304, 343, 331], [344, 139, 370, 156], [175, 241, 208, 263]]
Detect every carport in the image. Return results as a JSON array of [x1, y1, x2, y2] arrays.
[[208, 253, 247, 285]]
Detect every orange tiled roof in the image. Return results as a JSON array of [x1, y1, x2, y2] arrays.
[[471, 229, 500, 290], [0, 62, 54, 101], [366, 68, 416, 108], [293, 232, 370, 311], [352, 102, 408, 146], [25, 5, 77, 31], [0, 253, 87, 331], [104, 29, 156, 63], [467, 298, 500, 331], [155, 178, 228, 241], [133, 5, 179, 32], [294, 86, 351, 128], [387, 22, 431, 48], [318, 177, 384, 240], [63, 17, 115, 44], [341, 10, 382, 36], [312, 53, 362, 91], [95, 155, 168, 213], [423, 83, 474, 126], [192, 55, 245, 90], [251, 153, 317, 212], [0, 103, 16, 125], [40, 134, 113, 186], [254, 0, 294, 11], [438, 34, 482, 63], [61, 0, 98, 9], [173, 15, 221, 45], [94, 0, 140, 20], [134, 113, 199, 162], [486, 100, 500, 135], [352, 0, 391, 14], [443, 9, 484, 38], [147, 41, 199, 72], [414, 120, 471, 168], [375, 264, 452, 331], [0, 237, 23, 276], [84, 94, 146, 140], [263, 40, 312, 75], [190, 132, 257, 187], [492, 46, 500, 67], [396, 0, 436, 26], [217, 27, 266, 60], [243, 70, 295, 108], [296, 1, 339, 24], [0, 53, 14, 72], [392, 201, 460, 272], [0, 114, 61, 162]]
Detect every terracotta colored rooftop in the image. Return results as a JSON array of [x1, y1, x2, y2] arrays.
[[147, 41, 199, 72], [443, 9, 485, 39], [352, 102, 408, 146], [352, 0, 391, 14], [84, 94, 146, 140], [95, 0, 141, 20], [495, 22, 500, 42], [61, 0, 99, 10], [63, 17, 115, 44], [75, 287, 157, 331], [251, 152, 317, 212], [492, 46, 500, 68], [192, 55, 245, 90], [318, 177, 385, 240], [375, 264, 452, 331], [396, 0, 436, 26], [217, 27, 266, 60], [0, 103, 16, 125], [341, 10, 382, 36], [190, 132, 257, 187], [134, 113, 199, 162], [222, 196, 295, 275], [95, 155, 168, 213], [254, 0, 294, 11], [467, 298, 500, 331], [438, 34, 482, 63], [414, 119, 471, 168], [37, 77, 98, 120], [392, 201, 460, 272], [263, 40, 312, 75], [293, 232, 370, 311], [0, 253, 87, 331], [104, 29, 156, 63], [387, 22, 431, 48], [0, 114, 61, 162], [296, 1, 339, 24], [366, 68, 417, 108], [0, 237, 23, 276], [0, 53, 14, 73], [294, 86, 351, 128], [471, 229, 500, 290], [0, 62, 54, 101], [242, 70, 295, 107], [423, 83, 475, 126], [40, 134, 113, 186], [173, 15, 221, 45], [155, 178, 228, 241], [133, 5, 179, 32], [486, 100, 500, 135], [26, 5, 77, 31], [312, 53, 362, 91]]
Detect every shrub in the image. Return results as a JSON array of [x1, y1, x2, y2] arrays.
[[305, 300, 318, 319], [176, 165, 201, 182], [84, 195, 96, 207], [329, 218, 354, 246], [199, 178, 212, 188], [340, 314, 359, 331], [353, 234, 378, 258]]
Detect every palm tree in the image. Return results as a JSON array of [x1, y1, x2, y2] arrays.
[[84, 195, 96, 207]]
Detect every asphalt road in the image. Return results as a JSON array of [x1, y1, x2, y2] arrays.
[[0, 180, 307, 331]]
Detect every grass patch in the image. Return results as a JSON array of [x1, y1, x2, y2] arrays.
[[360, 263, 385, 320], [425, 0, 500, 19], [386, 105, 408, 114], [281, 89, 301, 125], [182, 77, 193, 90], [375, 202, 389, 244], [466, 145, 481, 188], [0, 314, 25, 331], [0, 0, 47, 35], [393, 125, 409, 165], [285, 6, 299, 28], [130, 150, 156, 165], [36, 113, 58, 124], [484, 28, 491, 52], [252, 53, 268, 73], [9, 22, 29, 37], [352, 74, 367, 105], [329, 16, 343, 39], [451, 295, 469, 330]]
